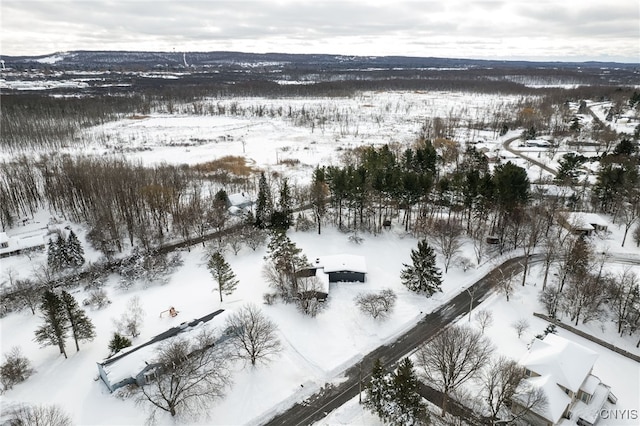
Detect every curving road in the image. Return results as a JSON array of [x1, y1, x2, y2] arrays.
[[502, 136, 558, 176], [263, 254, 541, 426], [262, 250, 640, 426]]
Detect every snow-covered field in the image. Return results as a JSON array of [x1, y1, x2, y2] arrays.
[[1, 91, 639, 425]]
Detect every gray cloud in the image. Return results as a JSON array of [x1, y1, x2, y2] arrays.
[[1, 0, 638, 62]]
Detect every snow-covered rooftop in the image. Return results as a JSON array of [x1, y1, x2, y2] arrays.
[[0, 231, 45, 256], [521, 334, 598, 393], [227, 192, 253, 207], [99, 310, 229, 389], [519, 374, 571, 424], [314, 268, 330, 294], [569, 381, 612, 425], [566, 212, 608, 230], [314, 254, 367, 273]]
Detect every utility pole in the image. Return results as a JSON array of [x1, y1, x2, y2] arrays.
[[358, 360, 362, 404], [466, 286, 476, 322]]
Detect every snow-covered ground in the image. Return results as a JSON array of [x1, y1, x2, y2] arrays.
[[2, 219, 638, 425], [1, 91, 639, 425]]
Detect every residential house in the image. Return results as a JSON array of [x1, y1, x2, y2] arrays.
[[97, 309, 227, 393], [295, 267, 330, 301], [227, 192, 254, 216], [513, 334, 616, 426], [295, 254, 367, 301], [0, 231, 45, 258], [313, 254, 367, 283], [559, 212, 608, 237]]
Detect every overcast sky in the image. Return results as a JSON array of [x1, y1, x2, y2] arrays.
[[1, 0, 638, 62]]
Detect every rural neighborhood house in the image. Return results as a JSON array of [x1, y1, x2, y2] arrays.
[[515, 334, 617, 426], [97, 310, 227, 393]]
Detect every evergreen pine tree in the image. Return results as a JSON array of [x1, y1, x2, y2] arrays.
[[271, 178, 293, 230], [108, 332, 132, 356], [310, 167, 329, 235], [34, 290, 69, 358], [364, 358, 428, 426], [55, 235, 69, 270], [255, 172, 273, 229], [60, 290, 96, 352], [66, 230, 85, 268], [207, 251, 239, 302], [265, 230, 308, 298], [46, 238, 59, 271], [401, 239, 442, 296], [363, 359, 390, 419], [390, 358, 428, 425]]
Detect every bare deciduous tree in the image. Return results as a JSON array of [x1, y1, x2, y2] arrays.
[[509, 382, 549, 425], [511, 318, 530, 339], [481, 356, 547, 425], [539, 285, 562, 318], [138, 329, 231, 420], [430, 220, 464, 273], [9, 278, 42, 315], [607, 269, 640, 335], [355, 289, 397, 319], [415, 325, 493, 417], [520, 206, 545, 286], [296, 276, 326, 317], [475, 310, 494, 334], [6, 404, 72, 426], [115, 296, 144, 338], [83, 288, 111, 310], [225, 304, 282, 366], [227, 234, 244, 255], [492, 266, 516, 302], [0, 346, 34, 392], [241, 225, 267, 251]]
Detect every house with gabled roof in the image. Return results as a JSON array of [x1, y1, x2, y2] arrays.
[[227, 192, 253, 216], [313, 254, 367, 283], [295, 254, 367, 301], [97, 309, 228, 393], [513, 334, 617, 426], [0, 231, 46, 258], [559, 212, 609, 237]]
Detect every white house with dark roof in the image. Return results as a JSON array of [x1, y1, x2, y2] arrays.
[[296, 254, 367, 301], [313, 254, 367, 283], [513, 334, 616, 426], [97, 309, 228, 393]]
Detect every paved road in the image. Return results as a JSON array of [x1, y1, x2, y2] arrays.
[[263, 254, 540, 426], [262, 251, 640, 426], [502, 136, 557, 176]]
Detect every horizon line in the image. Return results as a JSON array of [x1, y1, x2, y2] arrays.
[[1, 49, 639, 65]]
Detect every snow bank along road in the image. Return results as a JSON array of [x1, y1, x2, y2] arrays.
[[263, 254, 543, 426], [263, 252, 640, 426]]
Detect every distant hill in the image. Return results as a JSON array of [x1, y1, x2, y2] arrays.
[[2, 50, 638, 72]]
